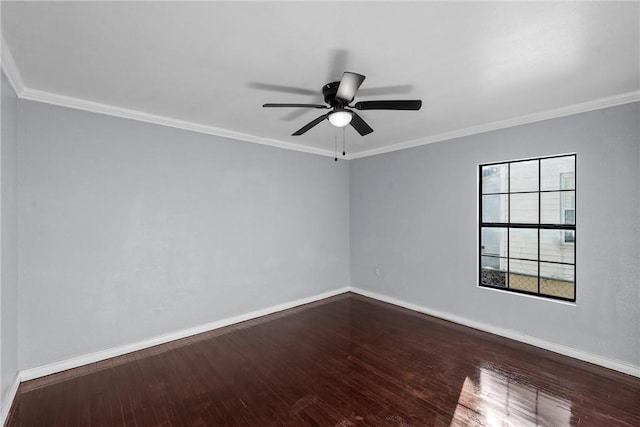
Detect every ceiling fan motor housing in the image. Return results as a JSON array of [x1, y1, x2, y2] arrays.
[[323, 82, 349, 107]]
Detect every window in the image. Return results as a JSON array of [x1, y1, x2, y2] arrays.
[[479, 154, 576, 301]]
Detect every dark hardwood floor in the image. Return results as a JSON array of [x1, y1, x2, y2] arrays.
[[7, 293, 640, 426]]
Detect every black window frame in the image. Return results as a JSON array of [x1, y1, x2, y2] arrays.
[[479, 154, 577, 302]]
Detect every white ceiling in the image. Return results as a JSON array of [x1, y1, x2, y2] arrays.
[[2, 1, 639, 157]]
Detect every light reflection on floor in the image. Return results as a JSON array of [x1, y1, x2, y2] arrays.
[[450, 365, 572, 426]]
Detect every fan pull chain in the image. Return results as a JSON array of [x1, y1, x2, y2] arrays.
[[342, 126, 346, 156], [334, 133, 338, 162]]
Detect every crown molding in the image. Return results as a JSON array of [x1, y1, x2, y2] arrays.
[[19, 87, 337, 158], [1, 38, 25, 96], [349, 91, 640, 159], [4, 39, 637, 160], [0, 40, 336, 158]]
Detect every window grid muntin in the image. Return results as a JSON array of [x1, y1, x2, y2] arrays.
[[482, 254, 574, 266], [479, 154, 576, 302]]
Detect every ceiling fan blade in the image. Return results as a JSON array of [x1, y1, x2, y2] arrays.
[[350, 112, 374, 136], [263, 103, 328, 109], [354, 100, 422, 111], [292, 114, 328, 136], [336, 72, 366, 102], [248, 82, 316, 96]]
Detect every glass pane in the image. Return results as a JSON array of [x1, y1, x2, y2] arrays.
[[509, 259, 538, 293], [564, 229, 575, 244], [562, 190, 575, 211], [540, 229, 575, 263], [540, 191, 575, 224], [540, 192, 560, 224], [481, 227, 507, 257], [509, 228, 538, 261], [482, 194, 508, 223], [510, 193, 539, 223], [482, 164, 509, 194], [510, 160, 539, 192], [564, 209, 575, 224], [481, 256, 508, 288], [540, 156, 575, 191], [540, 262, 575, 299]]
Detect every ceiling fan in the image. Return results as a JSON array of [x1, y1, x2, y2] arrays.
[[262, 72, 422, 136]]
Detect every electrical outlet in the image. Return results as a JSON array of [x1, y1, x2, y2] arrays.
[[375, 268, 380, 276]]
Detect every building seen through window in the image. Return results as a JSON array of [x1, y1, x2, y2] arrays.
[[479, 154, 576, 301]]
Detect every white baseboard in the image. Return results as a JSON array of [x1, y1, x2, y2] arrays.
[[20, 287, 350, 381], [1, 373, 21, 427], [16, 285, 640, 387], [350, 287, 640, 378]]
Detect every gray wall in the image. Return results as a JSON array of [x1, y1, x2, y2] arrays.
[[1, 72, 20, 406], [18, 100, 350, 370], [350, 103, 640, 367], [10, 94, 640, 374]]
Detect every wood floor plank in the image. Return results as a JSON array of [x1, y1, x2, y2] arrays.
[[6, 294, 640, 426]]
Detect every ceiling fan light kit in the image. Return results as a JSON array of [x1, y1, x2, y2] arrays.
[[262, 71, 422, 136], [328, 110, 353, 127]]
